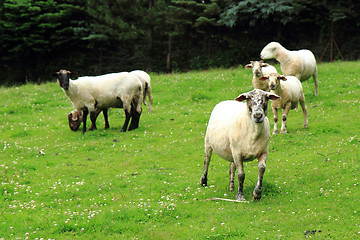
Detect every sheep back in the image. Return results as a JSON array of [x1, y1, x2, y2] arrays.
[[282, 50, 317, 82]]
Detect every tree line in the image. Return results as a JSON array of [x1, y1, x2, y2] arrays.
[[1, 0, 359, 85]]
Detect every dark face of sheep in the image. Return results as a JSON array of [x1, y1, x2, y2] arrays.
[[68, 110, 82, 131], [235, 89, 280, 123], [52, 69, 78, 90]]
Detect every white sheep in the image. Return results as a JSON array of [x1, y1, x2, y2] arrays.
[[200, 89, 280, 201], [245, 60, 278, 91], [53, 70, 143, 133], [259, 73, 308, 134], [260, 42, 319, 96], [66, 70, 151, 131], [130, 70, 153, 113]]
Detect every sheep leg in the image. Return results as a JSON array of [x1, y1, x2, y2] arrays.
[[121, 109, 131, 132], [147, 86, 153, 113], [103, 109, 110, 129], [253, 152, 267, 201], [129, 105, 142, 131], [229, 162, 236, 191], [300, 96, 308, 129], [89, 111, 98, 131], [200, 143, 212, 187], [280, 103, 291, 133], [82, 109, 89, 133], [313, 70, 319, 96], [272, 104, 279, 135], [143, 83, 148, 106], [234, 158, 246, 201]]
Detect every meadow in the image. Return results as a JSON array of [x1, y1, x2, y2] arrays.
[[0, 61, 360, 239]]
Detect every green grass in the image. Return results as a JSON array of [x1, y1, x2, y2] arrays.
[[1, 61, 360, 239]]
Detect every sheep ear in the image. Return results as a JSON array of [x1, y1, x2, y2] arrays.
[[244, 64, 253, 69], [70, 71, 79, 79], [259, 76, 268, 81], [235, 93, 248, 102], [261, 63, 269, 67], [279, 75, 287, 81], [267, 93, 280, 101]]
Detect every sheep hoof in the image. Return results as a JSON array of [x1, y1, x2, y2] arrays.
[[236, 194, 246, 202], [200, 176, 207, 187], [252, 194, 262, 201], [272, 130, 279, 135], [89, 126, 97, 131]]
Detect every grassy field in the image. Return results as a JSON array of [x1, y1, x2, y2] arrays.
[[1, 61, 360, 239]]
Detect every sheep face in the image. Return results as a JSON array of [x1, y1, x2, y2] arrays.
[[260, 42, 280, 60], [235, 89, 279, 123], [260, 73, 287, 91], [52, 69, 78, 90], [68, 110, 82, 131], [245, 61, 269, 77]]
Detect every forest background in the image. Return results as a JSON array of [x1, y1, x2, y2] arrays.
[[1, 0, 360, 85]]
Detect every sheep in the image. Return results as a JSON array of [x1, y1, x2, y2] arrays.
[[260, 42, 319, 96], [66, 70, 151, 131], [130, 70, 153, 113], [245, 60, 278, 91], [259, 73, 308, 134], [53, 70, 143, 133], [200, 89, 280, 201]]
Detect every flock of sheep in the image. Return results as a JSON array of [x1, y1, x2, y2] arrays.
[[52, 41, 318, 202], [200, 42, 318, 202]]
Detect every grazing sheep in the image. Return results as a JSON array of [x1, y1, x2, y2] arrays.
[[53, 70, 143, 133], [66, 70, 151, 131], [260, 42, 319, 96], [200, 89, 280, 201], [245, 60, 278, 91], [130, 70, 153, 113], [259, 73, 308, 134]]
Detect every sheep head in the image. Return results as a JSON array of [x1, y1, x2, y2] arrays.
[[260, 42, 282, 60], [259, 73, 287, 91], [245, 60, 270, 77], [235, 89, 279, 123], [52, 69, 78, 90], [68, 110, 82, 131]]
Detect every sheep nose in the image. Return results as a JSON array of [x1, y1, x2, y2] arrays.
[[253, 112, 263, 120], [270, 84, 275, 90]]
